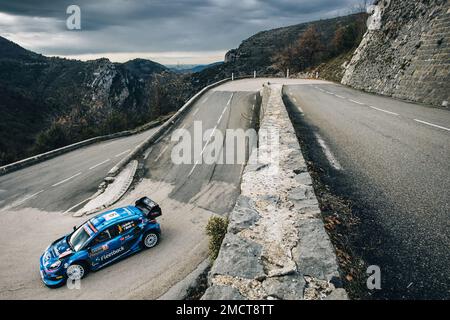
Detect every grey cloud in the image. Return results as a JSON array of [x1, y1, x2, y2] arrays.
[[0, 0, 367, 58]]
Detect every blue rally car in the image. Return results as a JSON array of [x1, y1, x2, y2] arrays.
[[40, 197, 162, 287]]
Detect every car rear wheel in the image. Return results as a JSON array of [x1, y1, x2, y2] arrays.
[[66, 263, 87, 280], [143, 232, 159, 249]]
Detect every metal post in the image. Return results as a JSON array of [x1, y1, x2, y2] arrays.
[[232, 73, 234, 81], [254, 70, 256, 78], [287, 68, 290, 79]]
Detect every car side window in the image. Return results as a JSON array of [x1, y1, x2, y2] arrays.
[[91, 230, 111, 246]]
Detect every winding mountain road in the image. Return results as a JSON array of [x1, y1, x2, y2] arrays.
[[1, 78, 447, 300], [0, 78, 309, 299], [284, 84, 450, 299]]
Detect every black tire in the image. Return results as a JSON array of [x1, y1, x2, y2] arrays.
[[66, 262, 89, 281], [142, 231, 160, 249]]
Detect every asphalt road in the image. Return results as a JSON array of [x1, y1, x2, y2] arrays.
[[0, 78, 291, 299], [0, 128, 160, 213], [284, 84, 450, 299]]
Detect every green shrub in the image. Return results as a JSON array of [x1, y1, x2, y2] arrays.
[[205, 216, 229, 262]]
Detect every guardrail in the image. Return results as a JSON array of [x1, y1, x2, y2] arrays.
[[0, 75, 249, 178], [0, 116, 170, 177]]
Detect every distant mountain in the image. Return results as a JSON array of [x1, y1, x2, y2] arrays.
[[0, 36, 192, 166], [168, 62, 223, 74]]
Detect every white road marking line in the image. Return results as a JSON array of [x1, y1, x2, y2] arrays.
[[155, 135, 164, 144], [102, 141, 115, 147], [414, 119, 450, 132], [349, 99, 365, 105], [188, 93, 234, 177], [155, 146, 169, 161], [188, 124, 219, 177], [202, 95, 210, 104], [115, 149, 131, 158], [63, 197, 92, 214], [52, 172, 82, 187], [289, 95, 303, 113], [228, 93, 234, 106], [10, 190, 45, 208], [335, 94, 346, 99], [252, 103, 255, 111], [89, 159, 110, 170], [143, 147, 153, 160], [217, 104, 229, 123], [193, 108, 200, 116], [369, 106, 399, 116], [315, 133, 342, 170]]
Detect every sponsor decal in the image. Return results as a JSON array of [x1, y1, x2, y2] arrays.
[[120, 235, 132, 241], [103, 212, 120, 221], [43, 251, 51, 262], [83, 225, 94, 236], [89, 246, 104, 257], [87, 221, 98, 233], [59, 249, 73, 259], [121, 221, 135, 232], [100, 246, 125, 261]]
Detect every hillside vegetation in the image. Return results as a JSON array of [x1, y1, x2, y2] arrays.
[[0, 36, 193, 166]]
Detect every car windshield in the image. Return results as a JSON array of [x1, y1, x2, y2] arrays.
[[68, 224, 91, 251]]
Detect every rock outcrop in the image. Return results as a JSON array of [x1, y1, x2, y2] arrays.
[[0, 36, 192, 165], [342, 0, 450, 107]]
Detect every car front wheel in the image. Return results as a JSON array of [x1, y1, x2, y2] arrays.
[[142, 232, 159, 249], [66, 263, 87, 280]]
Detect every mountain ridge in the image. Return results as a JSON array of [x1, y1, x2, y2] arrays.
[[0, 36, 192, 166]]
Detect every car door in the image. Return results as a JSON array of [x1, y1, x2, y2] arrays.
[[117, 219, 142, 253], [88, 226, 124, 268]]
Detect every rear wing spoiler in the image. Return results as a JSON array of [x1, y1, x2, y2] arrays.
[[135, 197, 162, 219]]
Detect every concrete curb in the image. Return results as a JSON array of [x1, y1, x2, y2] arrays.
[[202, 84, 348, 300], [73, 160, 138, 217], [0, 116, 168, 177]]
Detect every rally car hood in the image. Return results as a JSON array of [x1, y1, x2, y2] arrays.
[[42, 236, 73, 267]]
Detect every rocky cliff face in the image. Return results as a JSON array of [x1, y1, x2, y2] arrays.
[[342, 0, 449, 107], [191, 13, 366, 89], [0, 36, 192, 165]]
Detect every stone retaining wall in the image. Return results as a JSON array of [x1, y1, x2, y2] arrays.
[[202, 84, 347, 300], [342, 0, 449, 107]]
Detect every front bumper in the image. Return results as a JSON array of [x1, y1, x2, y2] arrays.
[[39, 255, 66, 287]]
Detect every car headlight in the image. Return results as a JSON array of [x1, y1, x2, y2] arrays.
[[49, 260, 62, 270]]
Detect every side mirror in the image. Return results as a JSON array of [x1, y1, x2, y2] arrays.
[[73, 226, 77, 231]]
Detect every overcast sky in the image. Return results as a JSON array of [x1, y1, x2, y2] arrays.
[[0, 0, 365, 65]]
